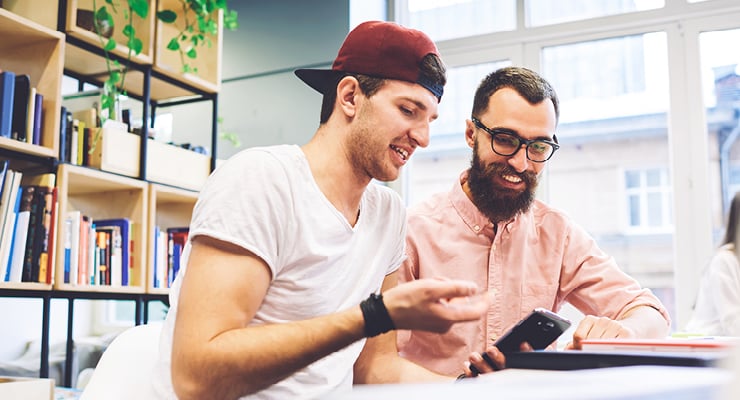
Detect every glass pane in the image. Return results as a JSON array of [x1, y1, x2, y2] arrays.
[[525, 0, 664, 27], [629, 194, 641, 226], [647, 192, 662, 226], [543, 32, 675, 321], [625, 170, 640, 188], [646, 168, 661, 186], [404, 0, 516, 42], [699, 28, 740, 245]]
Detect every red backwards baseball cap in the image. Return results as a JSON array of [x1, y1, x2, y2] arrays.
[[295, 21, 444, 101]]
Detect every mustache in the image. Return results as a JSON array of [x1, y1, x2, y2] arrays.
[[484, 163, 537, 188]]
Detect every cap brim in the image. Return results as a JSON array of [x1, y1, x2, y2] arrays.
[[295, 69, 344, 95]]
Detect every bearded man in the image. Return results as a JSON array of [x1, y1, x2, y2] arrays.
[[396, 66, 671, 378]]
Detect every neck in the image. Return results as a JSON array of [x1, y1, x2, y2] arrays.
[[302, 127, 368, 225]]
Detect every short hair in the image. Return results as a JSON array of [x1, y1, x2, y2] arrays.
[[471, 66, 560, 124], [318, 53, 447, 124]]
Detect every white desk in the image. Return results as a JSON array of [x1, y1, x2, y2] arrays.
[[327, 366, 733, 400]]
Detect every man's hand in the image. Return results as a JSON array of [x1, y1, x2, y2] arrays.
[[381, 279, 492, 333], [565, 315, 637, 350]]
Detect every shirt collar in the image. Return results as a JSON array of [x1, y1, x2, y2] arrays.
[[449, 170, 497, 238]]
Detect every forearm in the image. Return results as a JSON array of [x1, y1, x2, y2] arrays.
[[618, 305, 670, 338], [353, 333, 450, 384], [172, 307, 365, 400]]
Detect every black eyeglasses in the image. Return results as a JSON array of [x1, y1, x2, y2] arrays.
[[471, 117, 559, 163]]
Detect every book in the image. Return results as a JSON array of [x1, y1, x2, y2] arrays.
[[0, 169, 22, 277], [25, 87, 37, 144], [32, 92, 43, 145], [6, 186, 30, 283], [11, 74, 30, 141], [58, 106, 71, 162], [95, 218, 132, 286], [20, 173, 55, 283], [64, 210, 81, 284], [0, 70, 15, 138]]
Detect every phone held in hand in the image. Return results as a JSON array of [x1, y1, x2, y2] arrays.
[[494, 308, 572, 355], [468, 308, 571, 376]]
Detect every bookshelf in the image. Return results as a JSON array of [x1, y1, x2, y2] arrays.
[[1, 1, 220, 386]]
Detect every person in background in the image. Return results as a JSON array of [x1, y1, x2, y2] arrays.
[[397, 66, 671, 377], [686, 191, 740, 336], [149, 21, 495, 400]]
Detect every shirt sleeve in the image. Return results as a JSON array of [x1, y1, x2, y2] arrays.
[[558, 221, 671, 324], [188, 150, 291, 276]]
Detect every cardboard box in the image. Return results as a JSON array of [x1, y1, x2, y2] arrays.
[[146, 139, 210, 192], [0, 376, 54, 400], [88, 126, 141, 178]]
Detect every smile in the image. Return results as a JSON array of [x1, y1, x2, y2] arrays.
[[391, 145, 409, 161]]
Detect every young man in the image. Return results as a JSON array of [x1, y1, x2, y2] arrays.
[[397, 67, 671, 377], [151, 21, 492, 399]]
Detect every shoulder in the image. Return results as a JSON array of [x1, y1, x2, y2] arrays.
[[406, 191, 451, 222], [364, 183, 405, 215]]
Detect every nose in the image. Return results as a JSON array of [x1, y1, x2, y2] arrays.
[[410, 121, 430, 148], [507, 144, 529, 173]]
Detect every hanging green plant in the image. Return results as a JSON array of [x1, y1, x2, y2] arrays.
[[156, 0, 239, 75], [84, 0, 238, 152]]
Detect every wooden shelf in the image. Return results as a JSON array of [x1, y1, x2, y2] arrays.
[[0, 8, 64, 158], [146, 183, 197, 293], [54, 164, 149, 290]]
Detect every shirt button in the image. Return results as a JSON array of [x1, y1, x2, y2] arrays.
[[474, 225, 480, 232]]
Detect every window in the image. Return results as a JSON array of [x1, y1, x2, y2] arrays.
[[402, 0, 516, 41], [625, 168, 673, 231], [699, 28, 740, 244], [525, 0, 664, 27]]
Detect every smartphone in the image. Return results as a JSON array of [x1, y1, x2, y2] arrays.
[[470, 308, 571, 375]]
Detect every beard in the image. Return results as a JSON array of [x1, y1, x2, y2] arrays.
[[467, 140, 539, 223]]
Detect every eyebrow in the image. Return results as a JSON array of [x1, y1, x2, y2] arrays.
[[402, 96, 438, 120], [489, 126, 555, 142]]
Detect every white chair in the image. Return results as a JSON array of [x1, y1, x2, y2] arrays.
[[79, 322, 163, 400]]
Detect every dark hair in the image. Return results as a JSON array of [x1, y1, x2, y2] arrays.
[[471, 66, 560, 124], [318, 53, 447, 124], [723, 192, 740, 245]]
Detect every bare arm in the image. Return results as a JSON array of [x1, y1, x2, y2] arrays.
[[354, 272, 491, 384], [567, 305, 670, 349], [171, 236, 366, 400], [172, 237, 490, 399]]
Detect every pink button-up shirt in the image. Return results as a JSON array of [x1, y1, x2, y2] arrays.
[[397, 171, 670, 376]]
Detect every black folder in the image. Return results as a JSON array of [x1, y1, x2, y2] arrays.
[[504, 350, 726, 370]]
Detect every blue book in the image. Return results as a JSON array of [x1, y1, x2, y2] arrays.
[[0, 71, 14, 138], [32, 92, 43, 145]]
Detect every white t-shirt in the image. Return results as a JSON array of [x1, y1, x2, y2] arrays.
[[151, 144, 406, 399], [685, 243, 740, 336]]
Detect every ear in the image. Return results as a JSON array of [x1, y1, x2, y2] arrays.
[[336, 76, 361, 119], [465, 119, 476, 149]]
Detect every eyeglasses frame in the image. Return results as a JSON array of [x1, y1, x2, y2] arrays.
[[471, 117, 560, 163]]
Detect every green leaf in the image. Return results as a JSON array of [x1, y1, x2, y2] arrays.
[[186, 48, 197, 59], [166, 38, 180, 51], [110, 70, 122, 85], [157, 10, 177, 23], [128, 0, 149, 18], [104, 38, 116, 51], [130, 37, 143, 55], [224, 11, 238, 30], [123, 24, 135, 38]]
